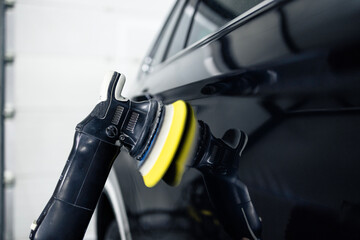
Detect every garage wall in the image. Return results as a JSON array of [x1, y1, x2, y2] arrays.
[[6, 0, 174, 239]]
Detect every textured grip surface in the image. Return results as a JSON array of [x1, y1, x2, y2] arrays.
[[30, 132, 120, 240]]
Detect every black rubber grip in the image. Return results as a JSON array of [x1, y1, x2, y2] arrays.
[[201, 173, 262, 240], [193, 123, 262, 240], [30, 72, 163, 240], [30, 131, 120, 240]]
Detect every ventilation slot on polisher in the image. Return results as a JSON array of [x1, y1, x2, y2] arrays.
[[126, 112, 140, 133], [111, 106, 124, 125]]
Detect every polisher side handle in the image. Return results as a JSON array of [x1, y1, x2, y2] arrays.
[[194, 123, 261, 239], [29, 131, 120, 240], [201, 173, 262, 240]]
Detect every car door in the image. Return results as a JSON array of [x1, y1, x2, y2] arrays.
[[122, 0, 360, 239]]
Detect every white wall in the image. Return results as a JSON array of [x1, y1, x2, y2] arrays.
[[6, 0, 174, 239]]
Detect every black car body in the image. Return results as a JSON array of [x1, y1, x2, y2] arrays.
[[97, 0, 360, 239]]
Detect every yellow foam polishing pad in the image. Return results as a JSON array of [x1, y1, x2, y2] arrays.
[[163, 103, 198, 186], [139, 100, 189, 187]]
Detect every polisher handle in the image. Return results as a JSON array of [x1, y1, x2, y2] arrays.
[[29, 132, 120, 240], [194, 123, 262, 239], [30, 72, 129, 239], [201, 173, 262, 240], [30, 71, 163, 239]]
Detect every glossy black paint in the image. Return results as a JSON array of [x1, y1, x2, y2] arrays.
[[115, 0, 360, 239]]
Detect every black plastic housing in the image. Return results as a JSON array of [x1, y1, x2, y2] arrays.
[[30, 132, 119, 239], [30, 72, 162, 240]]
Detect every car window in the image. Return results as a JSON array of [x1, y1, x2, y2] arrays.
[[164, 0, 197, 60], [151, 0, 185, 66], [186, 0, 265, 47]]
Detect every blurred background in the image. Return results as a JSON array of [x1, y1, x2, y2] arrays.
[[1, 0, 174, 239]]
